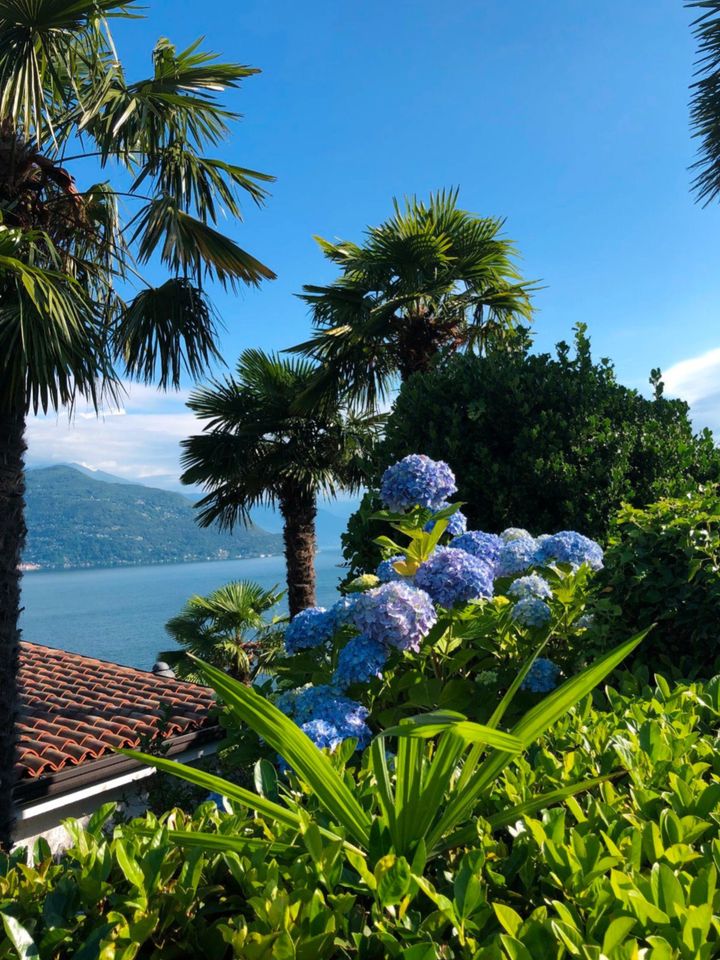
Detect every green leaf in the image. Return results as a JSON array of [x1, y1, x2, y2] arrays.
[[192, 657, 371, 844], [0, 914, 39, 959], [494, 903, 523, 937], [381, 710, 523, 753]]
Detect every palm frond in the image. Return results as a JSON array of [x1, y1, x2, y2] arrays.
[[688, 1, 720, 203], [114, 279, 221, 388]]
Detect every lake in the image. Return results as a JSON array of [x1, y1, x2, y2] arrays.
[[19, 550, 345, 671]]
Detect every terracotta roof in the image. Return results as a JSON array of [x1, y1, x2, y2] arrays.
[[16, 642, 217, 783]]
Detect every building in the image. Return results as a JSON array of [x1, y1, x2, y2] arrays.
[[14, 642, 222, 850]]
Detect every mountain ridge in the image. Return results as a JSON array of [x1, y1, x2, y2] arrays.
[[23, 465, 283, 571]]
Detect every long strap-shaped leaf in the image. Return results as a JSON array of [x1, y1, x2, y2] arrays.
[[426, 629, 650, 853], [435, 775, 616, 852], [382, 710, 523, 752], [193, 657, 371, 845]]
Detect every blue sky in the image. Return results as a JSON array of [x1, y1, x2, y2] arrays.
[[27, 0, 720, 486]]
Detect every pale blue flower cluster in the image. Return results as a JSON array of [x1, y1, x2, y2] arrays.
[[330, 594, 360, 628], [333, 633, 387, 688], [277, 684, 372, 751], [495, 536, 539, 577], [536, 531, 604, 571], [508, 574, 552, 600], [376, 555, 406, 583], [380, 454, 457, 512], [353, 580, 437, 652], [424, 505, 468, 537], [501, 527, 533, 542], [452, 530, 504, 571], [511, 597, 552, 628], [414, 546, 493, 608], [521, 658, 560, 693], [284, 606, 335, 654]]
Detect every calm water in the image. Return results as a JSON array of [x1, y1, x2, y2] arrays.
[[19, 550, 345, 671]]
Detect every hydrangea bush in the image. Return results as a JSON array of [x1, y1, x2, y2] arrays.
[[273, 455, 603, 753]]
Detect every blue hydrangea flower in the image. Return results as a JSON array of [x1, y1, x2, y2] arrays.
[[511, 597, 552, 628], [414, 546, 493, 608], [495, 537, 539, 577], [501, 527, 533, 542], [424, 505, 468, 537], [333, 634, 388, 689], [284, 606, 335, 655], [576, 613, 594, 629], [300, 719, 344, 752], [277, 685, 372, 750], [452, 530, 504, 571], [508, 574, 552, 600], [376, 555, 407, 583], [521, 658, 561, 693], [352, 581, 437, 652], [380, 454, 457, 512], [535, 531, 604, 571], [330, 594, 360, 629]]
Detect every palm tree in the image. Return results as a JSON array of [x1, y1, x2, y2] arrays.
[[0, 1, 275, 848], [291, 190, 535, 410], [688, 1, 720, 203], [160, 580, 284, 685], [180, 350, 383, 616]]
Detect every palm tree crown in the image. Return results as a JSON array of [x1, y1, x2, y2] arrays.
[[161, 580, 284, 685], [0, 0, 274, 849], [181, 349, 383, 614], [291, 189, 535, 410]]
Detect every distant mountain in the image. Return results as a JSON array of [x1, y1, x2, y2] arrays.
[[23, 466, 283, 571], [249, 500, 360, 549]]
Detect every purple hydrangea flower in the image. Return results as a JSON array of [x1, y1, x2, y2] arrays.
[[508, 574, 552, 600], [376, 555, 407, 583], [380, 455, 457, 512], [511, 597, 552, 628], [495, 537, 539, 578], [284, 606, 335, 655], [521, 657, 560, 693], [424, 505, 468, 537], [352, 580, 437, 652], [452, 530, 504, 570], [414, 546, 493, 608], [333, 634, 388, 689], [535, 531, 604, 571]]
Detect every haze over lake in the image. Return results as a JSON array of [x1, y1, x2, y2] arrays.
[[20, 550, 344, 672]]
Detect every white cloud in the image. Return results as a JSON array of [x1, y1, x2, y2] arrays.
[[662, 347, 720, 434], [26, 382, 196, 489]]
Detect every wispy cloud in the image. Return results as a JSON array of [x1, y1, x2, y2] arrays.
[[662, 347, 720, 434], [26, 383, 196, 489]]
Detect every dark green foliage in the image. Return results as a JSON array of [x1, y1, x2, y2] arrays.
[[23, 465, 282, 570], [343, 326, 720, 578], [590, 488, 720, 676]]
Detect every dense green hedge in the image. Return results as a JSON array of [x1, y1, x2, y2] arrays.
[[588, 488, 720, 677], [349, 327, 719, 566], [4, 674, 720, 958]]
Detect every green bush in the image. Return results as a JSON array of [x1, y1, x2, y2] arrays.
[[589, 488, 720, 677], [343, 326, 720, 579], [5, 673, 720, 958]]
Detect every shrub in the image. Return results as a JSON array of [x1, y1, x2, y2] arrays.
[[589, 487, 720, 676], [9, 673, 720, 957], [343, 325, 720, 579]]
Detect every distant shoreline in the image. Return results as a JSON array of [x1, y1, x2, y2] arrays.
[[18, 551, 285, 575], [19, 545, 342, 576]]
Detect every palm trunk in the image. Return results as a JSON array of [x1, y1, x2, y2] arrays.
[[0, 394, 26, 850], [279, 488, 317, 617]]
